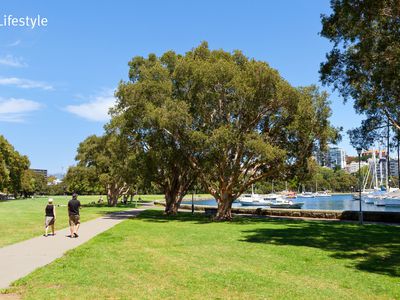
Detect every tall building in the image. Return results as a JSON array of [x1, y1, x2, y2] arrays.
[[374, 158, 400, 182], [389, 159, 399, 177], [328, 147, 346, 169]]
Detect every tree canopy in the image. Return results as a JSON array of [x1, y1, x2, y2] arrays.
[[0, 135, 30, 196], [320, 0, 400, 147], [112, 42, 338, 219], [70, 133, 139, 206]]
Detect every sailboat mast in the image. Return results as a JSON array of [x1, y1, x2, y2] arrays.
[[373, 151, 378, 189], [387, 121, 390, 190], [379, 149, 383, 187]]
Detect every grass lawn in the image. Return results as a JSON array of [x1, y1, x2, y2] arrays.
[[0, 195, 154, 248], [5, 210, 400, 299]]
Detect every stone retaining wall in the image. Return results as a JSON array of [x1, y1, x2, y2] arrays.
[[154, 201, 400, 223]]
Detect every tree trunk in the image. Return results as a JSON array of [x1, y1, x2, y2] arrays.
[[111, 193, 118, 206], [107, 184, 119, 206], [106, 184, 112, 206], [215, 192, 234, 221], [164, 190, 179, 215]]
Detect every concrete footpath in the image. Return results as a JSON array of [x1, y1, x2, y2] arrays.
[[0, 208, 147, 290]]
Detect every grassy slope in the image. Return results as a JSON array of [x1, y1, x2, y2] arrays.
[[0, 195, 146, 248], [7, 210, 400, 300]]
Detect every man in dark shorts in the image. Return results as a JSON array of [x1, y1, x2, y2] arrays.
[[68, 193, 81, 238]]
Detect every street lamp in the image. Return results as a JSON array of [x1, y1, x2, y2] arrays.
[[356, 147, 363, 225], [191, 190, 195, 215]]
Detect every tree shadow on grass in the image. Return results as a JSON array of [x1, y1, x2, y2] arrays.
[[241, 221, 400, 277], [132, 210, 400, 277], [83, 202, 138, 208], [134, 210, 213, 224]]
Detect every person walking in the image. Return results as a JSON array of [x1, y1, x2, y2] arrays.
[[44, 198, 56, 237], [68, 193, 81, 238]]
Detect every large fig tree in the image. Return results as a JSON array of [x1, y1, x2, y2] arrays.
[[112, 43, 337, 219]]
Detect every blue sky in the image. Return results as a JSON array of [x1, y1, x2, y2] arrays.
[[0, 1, 363, 174]]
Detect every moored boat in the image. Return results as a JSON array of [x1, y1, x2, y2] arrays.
[[281, 191, 297, 199], [314, 191, 332, 197], [374, 190, 400, 206], [298, 192, 315, 198], [376, 198, 400, 207], [363, 197, 375, 204], [238, 194, 272, 206], [269, 197, 304, 209]]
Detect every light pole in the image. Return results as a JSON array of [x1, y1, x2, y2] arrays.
[[356, 147, 363, 225], [191, 190, 194, 215]]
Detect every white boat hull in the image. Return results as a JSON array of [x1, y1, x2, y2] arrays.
[[363, 198, 375, 204], [270, 203, 304, 209], [238, 194, 272, 206], [240, 201, 271, 206], [298, 194, 315, 198], [374, 198, 400, 207]]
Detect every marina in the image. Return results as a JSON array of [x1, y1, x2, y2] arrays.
[[183, 194, 400, 212]]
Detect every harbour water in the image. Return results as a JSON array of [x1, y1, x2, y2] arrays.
[[182, 194, 400, 212]]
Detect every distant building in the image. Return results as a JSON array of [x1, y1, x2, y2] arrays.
[[328, 147, 346, 169], [390, 159, 399, 177], [30, 169, 48, 178], [345, 161, 368, 174], [315, 146, 347, 169], [374, 158, 400, 182]]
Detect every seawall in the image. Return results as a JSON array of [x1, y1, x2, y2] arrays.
[[154, 201, 400, 223]]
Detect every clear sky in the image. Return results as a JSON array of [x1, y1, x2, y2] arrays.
[[0, 0, 364, 174]]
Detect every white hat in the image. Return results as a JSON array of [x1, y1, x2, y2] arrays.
[[48, 198, 53, 203]]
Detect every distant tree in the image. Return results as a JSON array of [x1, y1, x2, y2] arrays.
[[75, 133, 139, 206], [47, 175, 57, 185], [32, 172, 47, 194], [21, 169, 35, 197], [21, 170, 47, 197], [303, 166, 357, 192], [47, 182, 67, 195], [0, 135, 30, 196], [64, 166, 101, 195]]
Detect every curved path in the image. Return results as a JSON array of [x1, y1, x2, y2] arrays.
[[0, 208, 149, 290]]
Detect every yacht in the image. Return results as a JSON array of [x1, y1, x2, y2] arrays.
[[297, 192, 315, 198], [269, 197, 304, 209], [314, 191, 332, 197], [238, 194, 272, 206], [374, 189, 400, 206]]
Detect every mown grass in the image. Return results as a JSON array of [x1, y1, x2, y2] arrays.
[[0, 195, 153, 248], [6, 210, 400, 299], [0, 194, 209, 248]]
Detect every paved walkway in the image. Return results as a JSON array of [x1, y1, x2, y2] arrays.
[[0, 208, 148, 290]]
